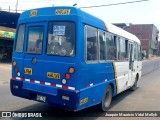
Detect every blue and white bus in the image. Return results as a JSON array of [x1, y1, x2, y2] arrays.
[[10, 6, 142, 111]]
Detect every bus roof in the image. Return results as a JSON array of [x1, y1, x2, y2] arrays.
[[105, 22, 141, 44], [19, 6, 140, 44]]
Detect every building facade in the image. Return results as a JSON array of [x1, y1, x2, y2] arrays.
[[0, 11, 20, 62], [158, 41, 160, 56]]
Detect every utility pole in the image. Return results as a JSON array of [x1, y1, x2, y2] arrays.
[[15, 0, 18, 13]]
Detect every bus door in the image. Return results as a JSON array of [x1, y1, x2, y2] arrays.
[[128, 42, 134, 87], [132, 43, 138, 85], [24, 22, 47, 81]]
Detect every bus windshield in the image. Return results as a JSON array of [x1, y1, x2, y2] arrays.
[[47, 22, 75, 56]]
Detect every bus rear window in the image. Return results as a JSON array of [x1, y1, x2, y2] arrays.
[[47, 22, 75, 56], [27, 27, 44, 54], [15, 24, 25, 53]]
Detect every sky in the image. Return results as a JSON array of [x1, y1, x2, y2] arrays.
[[0, 0, 160, 34]]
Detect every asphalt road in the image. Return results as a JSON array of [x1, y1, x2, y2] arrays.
[[0, 58, 160, 119]]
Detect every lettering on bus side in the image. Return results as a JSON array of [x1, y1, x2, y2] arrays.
[[55, 9, 70, 15], [30, 10, 37, 17], [47, 72, 60, 79], [80, 97, 88, 105]]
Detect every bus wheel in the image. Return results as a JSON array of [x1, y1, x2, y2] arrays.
[[98, 85, 112, 112], [130, 76, 138, 91]]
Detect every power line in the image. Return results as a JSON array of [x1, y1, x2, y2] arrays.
[[22, 0, 56, 2], [0, 0, 55, 2], [0, 9, 24, 12], [80, 0, 150, 8], [0, 2, 15, 4], [0, 0, 150, 12]]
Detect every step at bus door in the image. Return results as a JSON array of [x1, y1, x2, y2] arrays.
[[24, 22, 47, 81]]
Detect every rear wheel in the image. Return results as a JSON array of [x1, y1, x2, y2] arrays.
[[98, 85, 112, 111], [130, 76, 138, 91]]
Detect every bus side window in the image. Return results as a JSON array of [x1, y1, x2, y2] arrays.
[[138, 45, 142, 61], [119, 37, 126, 60], [86, 26, 98, 61], [134, 43, 138, 61], [116, 37, 121, 60], [125, 40, 129, 60], [15, 24, 26, 53], [99, 30, 106, 61], [106, 33, 116, 60]]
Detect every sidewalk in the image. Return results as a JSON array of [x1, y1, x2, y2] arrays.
[[143, 56, 160, 62], [0, 62, 12, 67]]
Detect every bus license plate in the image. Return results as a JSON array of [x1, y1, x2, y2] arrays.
[[36, 95, 46, 102], [24, 68, 32, 75], [47, 72, 60, 79]]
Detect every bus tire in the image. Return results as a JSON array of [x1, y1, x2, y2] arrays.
[[97, 85, 112, 112], [130, 75, 138, 91]]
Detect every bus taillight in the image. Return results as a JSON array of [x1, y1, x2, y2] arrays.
[[65, 73, 71, 79], [69, 67, 74, 74], [14, 67, 19, 72], [13, 61, 16, 66]]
